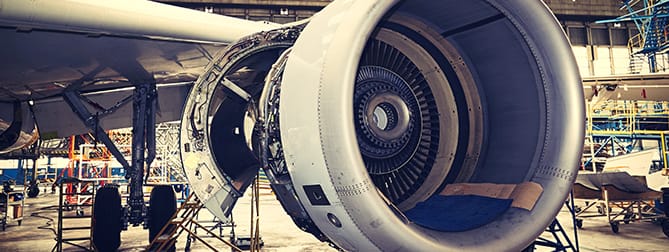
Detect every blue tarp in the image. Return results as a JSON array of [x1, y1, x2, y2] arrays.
[[404, 194, 512, 232]]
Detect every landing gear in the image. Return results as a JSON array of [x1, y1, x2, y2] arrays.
[[148, 185, 177, 252], [61, 58, 160, 247], [92, 185, 121, 252]]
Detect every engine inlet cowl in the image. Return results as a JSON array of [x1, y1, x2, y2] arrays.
[[180, 0, 584, 251], [277, 0, 584, 251]]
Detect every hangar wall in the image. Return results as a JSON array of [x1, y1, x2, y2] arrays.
[[157, 0, 662, 77]]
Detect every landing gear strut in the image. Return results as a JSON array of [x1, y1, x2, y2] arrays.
[[62, 69, 158, 243]]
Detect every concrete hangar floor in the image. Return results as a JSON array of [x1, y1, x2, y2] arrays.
[[0, 185, 667, 252]]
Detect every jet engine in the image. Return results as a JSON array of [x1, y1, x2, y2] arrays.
[[180, 0, 584, 251], [0, 102, 39, 154]]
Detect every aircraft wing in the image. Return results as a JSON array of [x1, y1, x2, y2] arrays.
[[0, 0, 276, 141], [0, 27, 219, 139]]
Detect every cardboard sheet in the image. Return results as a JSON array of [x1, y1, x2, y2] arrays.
[[440, 182, 544, 211]]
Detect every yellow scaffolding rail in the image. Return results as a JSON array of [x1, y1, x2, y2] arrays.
[[586, 100, 669, 174]]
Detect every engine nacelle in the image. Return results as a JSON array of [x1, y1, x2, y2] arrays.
[[0, 102, 39, 154], [180, 0, 584, 251]]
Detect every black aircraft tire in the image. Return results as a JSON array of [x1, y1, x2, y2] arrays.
[[27, 184, 39, 198], [148, 185, 177, 252], [92, 185, 121, 252], [662, 219, 669, 238]]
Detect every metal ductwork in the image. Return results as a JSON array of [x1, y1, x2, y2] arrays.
[[180, 0, 584, 251]]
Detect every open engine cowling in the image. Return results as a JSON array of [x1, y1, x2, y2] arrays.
[[180, 0, 584, 251]]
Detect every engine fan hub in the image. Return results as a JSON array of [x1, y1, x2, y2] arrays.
[[354, 66, 417, 161], [368, 95, 408, 141]]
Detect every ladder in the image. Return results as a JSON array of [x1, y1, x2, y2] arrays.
[[582, 135, 602, 172], [53, 177, 95, 252], [530, 193, 580, 252], [532, 219, 578, 252], [147, 193, 242, 252], [629, 54, 645, 74]]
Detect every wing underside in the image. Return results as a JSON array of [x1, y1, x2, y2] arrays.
[[0, 0, 274, 140]]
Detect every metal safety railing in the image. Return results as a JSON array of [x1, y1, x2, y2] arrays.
[[585, 100, 669, 174]]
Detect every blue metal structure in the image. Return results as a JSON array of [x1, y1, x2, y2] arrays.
[[598, 0, 669, 72], [585, 100, 669, 173]]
